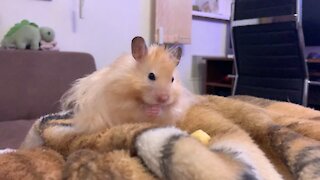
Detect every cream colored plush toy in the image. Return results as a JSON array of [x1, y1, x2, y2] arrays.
[[1, 20, 55, 50]]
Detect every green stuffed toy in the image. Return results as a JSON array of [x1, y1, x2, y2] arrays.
[[1, 20, 55, 50]]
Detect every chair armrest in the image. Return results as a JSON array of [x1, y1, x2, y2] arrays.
[[227, 74, 236, 79], [308, 80, 320, 86]]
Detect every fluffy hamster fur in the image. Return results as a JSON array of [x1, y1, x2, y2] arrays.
[[61, 37, 197, 133]]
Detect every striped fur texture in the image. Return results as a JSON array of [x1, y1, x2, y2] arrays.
[[16, 95, 320, 179], [205, 95, 320, 180]]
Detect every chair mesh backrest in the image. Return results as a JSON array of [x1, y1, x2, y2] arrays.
[[232, 0, 307, 104], [234, 0, 296, 20]]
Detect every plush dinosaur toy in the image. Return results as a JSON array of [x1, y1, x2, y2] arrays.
[[1, 20, 55, 50]]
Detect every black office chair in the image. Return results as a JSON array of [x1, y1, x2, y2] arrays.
[[231, 0, 320, 106]]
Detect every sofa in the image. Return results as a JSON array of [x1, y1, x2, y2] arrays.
[[0, 50, 96, 149]]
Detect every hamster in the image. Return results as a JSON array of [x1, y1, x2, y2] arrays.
[[61, 36, 198, 133]]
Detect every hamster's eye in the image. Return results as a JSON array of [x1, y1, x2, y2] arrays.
[[48, 32, 51, 35], [172, 77, 174, 83], [148, 72, 156, 81]]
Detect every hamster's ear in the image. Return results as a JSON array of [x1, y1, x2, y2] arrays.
[[168, 46, 182, 66], [131, 36, 148, 62]]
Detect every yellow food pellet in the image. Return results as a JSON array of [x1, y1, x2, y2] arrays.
[[191, 129, 211, 145]]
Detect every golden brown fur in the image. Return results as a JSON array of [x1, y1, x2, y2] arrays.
[[61, 128, 261, 180], [0, 148, 64, 180], [232, 95, 320, 119], [64, 149, 156, 180], [267, 125, 320, 180], [178, 99, 283, 180], [21, 102, 283, 180], [232, 95, 320, 141], [206, 95, 320, 180], [165, 136, 251, 180], [19, 94, 320, 179], [35, 119, 155, 157]]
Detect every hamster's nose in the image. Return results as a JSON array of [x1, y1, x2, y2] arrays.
[[157, 94, 169, 103]]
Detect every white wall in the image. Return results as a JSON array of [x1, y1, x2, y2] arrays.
[[0, 0, 227, 94], [0, 0, 152, 68]]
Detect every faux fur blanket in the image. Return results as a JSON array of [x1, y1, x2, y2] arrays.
[[2, 95, 320, 180]]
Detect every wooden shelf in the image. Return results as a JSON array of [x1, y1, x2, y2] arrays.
[[202, 56, 234, 62], [202, 56, 235, 96], [202, 58, 319, 63], [307, 59, 320, 63], [192, 11, 230, 21], [206, 82, 233, 88]]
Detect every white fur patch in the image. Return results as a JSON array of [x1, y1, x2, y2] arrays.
[[0, 148, 16, 154], [135, 127, 187, 178], [210, 141, 262, 180], [50, 125, 74, 135]]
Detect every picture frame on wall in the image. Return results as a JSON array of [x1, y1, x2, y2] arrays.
[[192, 0, 232, 21]]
